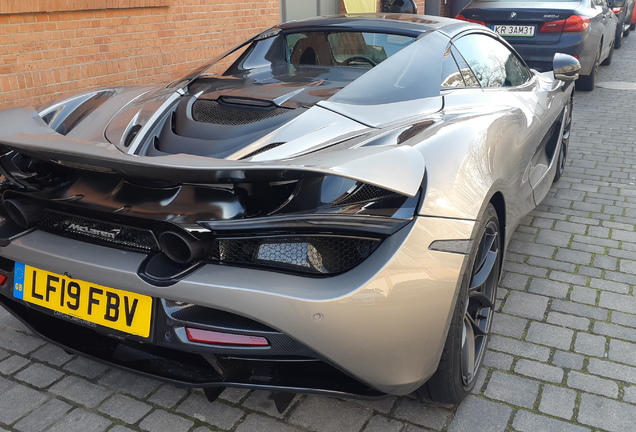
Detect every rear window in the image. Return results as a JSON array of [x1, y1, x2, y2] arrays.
[[328, 31, 447, 105], [286, 31, 416, 67]]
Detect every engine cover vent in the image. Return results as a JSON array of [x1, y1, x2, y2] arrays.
[[123, 124, 142, 147], [192, 99, 291, 126], [239, 142, 286, 160]]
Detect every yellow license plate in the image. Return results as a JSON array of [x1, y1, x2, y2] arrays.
[[13, 263, 152, 338]]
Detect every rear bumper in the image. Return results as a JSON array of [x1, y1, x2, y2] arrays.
[[0, 215, 474, 396]]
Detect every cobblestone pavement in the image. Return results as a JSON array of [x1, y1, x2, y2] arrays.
[[1, 37, 636, 432]]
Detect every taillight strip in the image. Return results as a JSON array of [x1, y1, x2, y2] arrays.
[[186, 327, 270, 346]]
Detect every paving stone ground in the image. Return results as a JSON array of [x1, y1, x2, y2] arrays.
[[1, 32, 636, 432]]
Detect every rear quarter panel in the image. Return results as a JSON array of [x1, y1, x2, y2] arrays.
[[413, 88, 552, 245]]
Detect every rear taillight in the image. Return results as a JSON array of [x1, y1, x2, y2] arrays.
[[456, 14, 487, 26], [612, 7, 621, 13], [540, 15, 590, 33]]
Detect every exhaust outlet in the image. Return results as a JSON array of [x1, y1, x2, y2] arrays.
[[159, 231, 208, 264], [3, 198, 43, 228]]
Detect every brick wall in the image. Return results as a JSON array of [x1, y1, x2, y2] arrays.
[[440, 3, 452, 17], [0, 0, 281, 110]]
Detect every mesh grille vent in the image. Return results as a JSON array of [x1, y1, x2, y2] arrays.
[[334, 184, 395, 206], [123, 125, 142, 147], [239, 142, 286, 160], [209, 236, 379, 275], [192, 100, 290, 125]]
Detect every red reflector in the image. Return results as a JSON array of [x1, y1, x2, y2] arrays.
[[612, 7, 621, 13], [455, 14, 487, 26], [0, 275, 6, 285], [186, 328, 269, 346]]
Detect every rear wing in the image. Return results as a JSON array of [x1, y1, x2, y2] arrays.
[[0, 106, 424, 197]]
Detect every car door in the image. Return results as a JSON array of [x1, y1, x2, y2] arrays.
[[450, 32, 564, 213]]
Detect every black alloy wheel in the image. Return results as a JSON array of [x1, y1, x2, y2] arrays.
[[615, 28, 623, 48], [420, 204, 501, 404]]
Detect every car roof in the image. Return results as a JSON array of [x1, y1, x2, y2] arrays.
[[275, 13, 477, 37]]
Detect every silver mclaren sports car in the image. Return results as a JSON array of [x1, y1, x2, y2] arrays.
[[0, 14, 579, 408]]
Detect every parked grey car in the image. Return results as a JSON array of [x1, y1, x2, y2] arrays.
[[608, 0, 635, 45], [0, 14, 578, 408]]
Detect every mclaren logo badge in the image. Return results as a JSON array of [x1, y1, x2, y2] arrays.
[[67, 223, 119, 240]]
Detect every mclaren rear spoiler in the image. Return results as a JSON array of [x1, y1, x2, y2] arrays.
[[0, 107, 425, 197]]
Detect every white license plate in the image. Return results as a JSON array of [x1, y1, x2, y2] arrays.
[[493, 25, 535, 37]]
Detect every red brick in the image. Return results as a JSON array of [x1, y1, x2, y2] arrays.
[[1, 0, 281, 109]]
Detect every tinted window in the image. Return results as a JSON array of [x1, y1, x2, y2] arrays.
[[453, 34, 532, 88], [286, 31, 415, 67], [441, 47, 465, 88], [328, 34, 445, 105]]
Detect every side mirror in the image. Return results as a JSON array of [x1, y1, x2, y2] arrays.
[[553, 53, 580, 81]]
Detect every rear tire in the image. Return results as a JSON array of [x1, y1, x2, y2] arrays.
[[576, 48, 599, 91], [615, 31, 623, 49], [419, 204, 501, 404], [601, 41, 614, 66]]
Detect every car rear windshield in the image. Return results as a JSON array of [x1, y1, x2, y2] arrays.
[[286, 31, 416, 67], [328, 31, 445, 105]]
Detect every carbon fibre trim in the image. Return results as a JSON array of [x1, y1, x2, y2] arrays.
[[39, 209, 160, 252]]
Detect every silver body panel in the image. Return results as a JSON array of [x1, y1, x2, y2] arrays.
[[0, 216, 473, 394]]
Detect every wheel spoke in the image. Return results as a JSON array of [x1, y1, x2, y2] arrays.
[[461, 315, 476, 382], [465, 308, 488, 337], [475, 232, 496, 270], [469, 291, 493, 310], [469, 248, 498, 292]]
